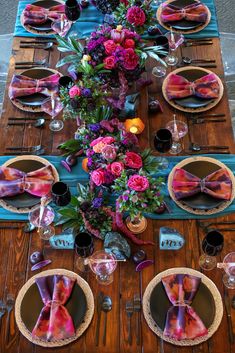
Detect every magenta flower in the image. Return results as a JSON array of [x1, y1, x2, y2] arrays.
[[122, 48, 139, 70], [69, 85, 81, 98], [126, 6, 146, 26], [127, 175, 149, 191], [101, 145, 117, 161]]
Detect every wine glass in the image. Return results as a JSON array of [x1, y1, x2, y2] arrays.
[[51, 182, 71, 206], [221, 252, 235, 289], [42, 94, 64, 132], [152, 65, 167, 78], [165, 30, 184, 66], [199, 230, 224, 270], [28, 202, 55, 240], [165, 118, 188, 154], [88, 250, 117, 285], [154, 128, 172, 169], [74, 232, 94, 272], [65, 0, 81, 22]]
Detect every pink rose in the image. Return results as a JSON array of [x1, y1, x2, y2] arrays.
[[102, 136, 115, 144], [102, 144, 117, 161], [122, 48, 139, 70], [91, 169, 105, 186], [110, 162, 124, 177], [103, 40, 117, 55], [103, 56, 116, 69], [127, 175, 149, 191], [110, 29, 125, 43], [125, 152, 143, 169], [123, 39, 135, 49], [69, 85, 81, 98], [126, 6, 146, 26], [90, 136, 104, 147]]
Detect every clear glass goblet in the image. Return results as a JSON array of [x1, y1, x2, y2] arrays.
[[222, 252, 235, 289], [165, 31, 184, 66], [28, 204, 55, 240], [165, 119, 188, 154], [88, 250, 117, 285], [42, 95, 64, 132]]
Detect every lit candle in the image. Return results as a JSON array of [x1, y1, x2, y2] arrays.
[[124, 118, 145, 135]]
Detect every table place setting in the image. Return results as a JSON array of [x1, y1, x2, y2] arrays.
[[0, 0, 235, 352]]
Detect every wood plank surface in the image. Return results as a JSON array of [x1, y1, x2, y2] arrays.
[[0, 36, 234, 353]]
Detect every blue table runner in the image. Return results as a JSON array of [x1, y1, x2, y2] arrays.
[[1, 154, 235, 221], [14, 0, 219, 39]]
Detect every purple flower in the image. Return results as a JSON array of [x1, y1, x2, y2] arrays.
[[82, 88, 92, 97], [123, 194, 129, 201], [86, 149, 95, 157], [92, 197, 103, 208], [104, 170, 115, 185], [88, 123, 101, 132], [87, 157, 93, 168]]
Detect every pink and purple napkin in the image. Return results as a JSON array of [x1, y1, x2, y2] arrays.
[[9, 73, 60, 100], [160, 2, 208, 23], [161, 274, 208, 340], [0, 165, 55, 197], [172, 168, 232, 201], [32, 275, 75, 341], [166, 73, 220, 100], [22, 4, 66, 25]]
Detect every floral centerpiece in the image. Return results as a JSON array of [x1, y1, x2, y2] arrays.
[[114, 0, 154, 34], [56, 25, 166, 109]]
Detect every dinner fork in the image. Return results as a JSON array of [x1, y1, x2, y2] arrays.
[[5, 294, 14, 343], [133, 294, 141, 345], [0, 300, 6, 332], [126, 300, 134, 345], [6, 144, 42, 151]]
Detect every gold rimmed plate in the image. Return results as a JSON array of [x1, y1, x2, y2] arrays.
[[143, 267, 223, 346], [157, 0, 211, 34], [162, 66, 223, 113], [167, 156, 235, 215], [15, 269, 94, 347], [0, 155, 59, 214]]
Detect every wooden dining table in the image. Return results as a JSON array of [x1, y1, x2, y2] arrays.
[[0, 32, 235, 353]]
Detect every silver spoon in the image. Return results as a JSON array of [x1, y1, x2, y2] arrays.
[[8, 118, 45, 128], [15, 58, 47, 65], [182, 56, 216, 64], [101, 296, 112, 345], [190, 143, 229, 152], [20, 42, 53, 50]]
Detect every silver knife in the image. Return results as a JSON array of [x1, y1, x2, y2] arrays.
[[95, 292, 104, 346], [224, 292, 234, 344]]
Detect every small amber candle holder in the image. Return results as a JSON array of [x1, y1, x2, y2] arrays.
[[124, 118, 145, 134]]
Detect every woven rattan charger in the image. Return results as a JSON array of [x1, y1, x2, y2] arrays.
[[15, 269, 94, 348]]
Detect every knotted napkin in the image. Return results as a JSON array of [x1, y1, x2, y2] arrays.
[[160, 2, 208, 23], [0, 165, 55, 197], [22, 4, 66, 25], [166, 73, 220, 100], [32, 275, 75, 341], [162, 274, 208, 340], [9, 73, 60, 99], [172, 168, 232, 201]]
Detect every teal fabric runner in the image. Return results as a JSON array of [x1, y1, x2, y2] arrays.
[[1, 154, 235, 221], [14, 0, 219, 38]]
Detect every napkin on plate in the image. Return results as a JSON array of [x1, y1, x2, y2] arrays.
[[160, 2, 208, 23], [172, 168, 232, 201], [166, 73, 220, 100], [32, 275, 76, 341], [9, 73, 60, 99], [0, 165, 55, 197], [161, 274, 208, 340]]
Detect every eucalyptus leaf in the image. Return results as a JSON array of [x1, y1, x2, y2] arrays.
[[56, 55, 79, 68]]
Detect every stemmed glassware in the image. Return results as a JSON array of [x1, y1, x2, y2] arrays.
[[154, 128, 172, 169], [88, 250, 117, 285], [65, 0, 81, 22], [165, 116, 188, 154], [219, 252, 235, 289], [42, 94, 64, 132], [74, 232, 94, 272], [28, 197, 55, 240], [165, 29, 184, 66], [199, 230, 224, 270]]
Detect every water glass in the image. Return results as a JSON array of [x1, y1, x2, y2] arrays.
[[89, 250, 117, 285], [222, 252, 235, 289]]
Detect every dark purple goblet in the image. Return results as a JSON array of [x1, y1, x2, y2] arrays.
[[74, 232, 94, 272], [199, 230, 224, 270], [58, 76, 74, 89], [65, 0, 81, 22], [154, 128, 172, 153], [52, 182, 71, 207]]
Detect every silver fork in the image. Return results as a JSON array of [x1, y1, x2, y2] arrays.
[[6, 144, 42, 151], [0, 300, 6, 332], [126, 300, 134, 345], [5, 294, 14, 343]]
